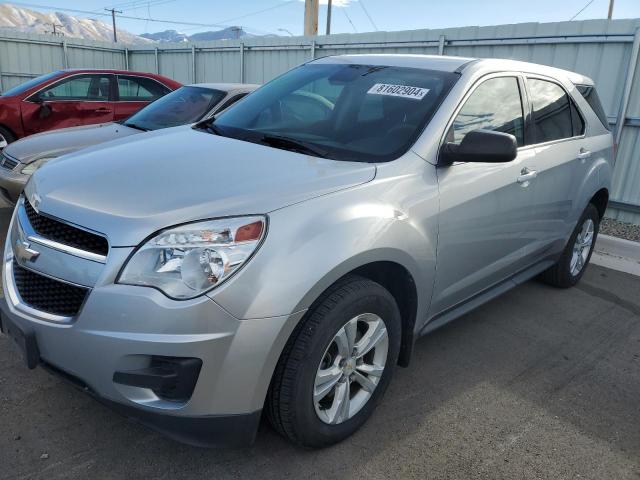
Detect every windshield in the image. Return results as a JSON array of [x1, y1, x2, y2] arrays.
[[1, 71, 61, 97], [206, 63, 457, 162], [124, 86, 226, 131]]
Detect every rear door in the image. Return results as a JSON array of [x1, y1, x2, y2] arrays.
[[114, 75, 171, 120], [523, 76, 590, 258], [431, 74, 538, 316], [21, 74, 115, 135]]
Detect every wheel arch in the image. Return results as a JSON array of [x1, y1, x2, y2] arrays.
[[288, 252, 423, 369], [0, 123, 17, 143]]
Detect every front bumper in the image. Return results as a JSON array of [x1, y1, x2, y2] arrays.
[[0, 276, 302, 447], [0, 310, 263, 448]]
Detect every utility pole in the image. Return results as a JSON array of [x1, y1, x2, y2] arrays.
[[48, 23, 63, 36], [326, 0, 332, 35], [608, 0, 614, 19], [105, 8, 122, 43], [304, 0, 319, 36]]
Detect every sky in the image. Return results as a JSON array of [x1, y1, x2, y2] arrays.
[[5, 0, 640, 37]]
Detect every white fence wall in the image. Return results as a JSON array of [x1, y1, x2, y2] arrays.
[[1, 20, 640, 222]]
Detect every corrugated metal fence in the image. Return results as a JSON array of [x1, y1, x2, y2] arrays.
[[1, 20, 640, 222]]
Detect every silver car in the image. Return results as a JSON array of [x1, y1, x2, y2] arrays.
[[0, 55, 613, 448], [0, 83, 258, 205]]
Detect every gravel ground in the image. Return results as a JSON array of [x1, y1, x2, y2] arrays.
[[601, 217, 640, 243]]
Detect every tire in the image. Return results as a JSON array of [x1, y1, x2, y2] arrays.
[[266, 275, 401, 448], [0, 126, 15, 149], [540, 203, 600, 288]]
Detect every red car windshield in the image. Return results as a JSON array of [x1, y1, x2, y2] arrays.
[[1, 71, 61, 97]]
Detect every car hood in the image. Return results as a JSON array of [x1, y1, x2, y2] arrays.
[[6, 123, 139, 164], [26, 127, 376, 246]]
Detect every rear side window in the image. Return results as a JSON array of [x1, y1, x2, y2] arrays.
[[117, 76, 169, 101], [451, 76, 525, 146], [576, 85, 611, 131], [528, 78, 574, 143]]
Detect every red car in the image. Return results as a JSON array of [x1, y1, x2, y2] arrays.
[[0, 69, 181, 148]]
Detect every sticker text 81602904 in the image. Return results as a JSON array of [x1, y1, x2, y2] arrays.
[[367, 83, 429, 100]]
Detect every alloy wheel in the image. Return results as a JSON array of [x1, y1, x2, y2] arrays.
[[570, 218, 595, 276], [313, 313, 389, 425]]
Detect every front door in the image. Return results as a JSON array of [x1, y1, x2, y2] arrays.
[[21, 74, 115, 136], [430, 74, 538, 317]]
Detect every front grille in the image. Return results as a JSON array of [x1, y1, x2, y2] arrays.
[[24, 200, 108, 256], [0, 153, 19, 170], [13, 263, 89, 317]]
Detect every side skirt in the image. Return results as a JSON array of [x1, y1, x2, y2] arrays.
[[419, 258, 556, 337]]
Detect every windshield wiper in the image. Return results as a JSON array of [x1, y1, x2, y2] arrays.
[[123, 122, 149, 132], [258, 134, 329, 158], [196, 122, 227, 136]]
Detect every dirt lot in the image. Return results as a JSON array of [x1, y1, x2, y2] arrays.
[[0, 208, 639, 480]]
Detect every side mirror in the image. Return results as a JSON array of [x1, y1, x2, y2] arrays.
[[38, 100, 52, 119], [440, 129, 518, 165]]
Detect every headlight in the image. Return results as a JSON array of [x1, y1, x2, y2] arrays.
[[21, 157, 53, 175], [117, 216, 266, 299]]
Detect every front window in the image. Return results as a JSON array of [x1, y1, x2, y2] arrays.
[[204, 63, 458, 162], [450, 76, 525, 146], [36, 74, 112, 101], [123, 86, 226, 131]]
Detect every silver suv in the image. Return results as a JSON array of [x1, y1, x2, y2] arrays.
[[0, 55, 613, 448]]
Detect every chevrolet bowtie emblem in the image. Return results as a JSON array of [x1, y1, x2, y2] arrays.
[[15, 240, 40, 263]]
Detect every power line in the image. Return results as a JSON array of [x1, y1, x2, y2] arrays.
[[7, 1, 266, 30], [342, 7, 357, 33], [569, 0, 596, 21], [359, 0, 378, 31]]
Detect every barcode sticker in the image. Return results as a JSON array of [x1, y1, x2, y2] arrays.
[[367, 83, 429, 100]]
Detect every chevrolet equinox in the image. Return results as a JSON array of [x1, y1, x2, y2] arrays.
[[0, 55, 613, 448]]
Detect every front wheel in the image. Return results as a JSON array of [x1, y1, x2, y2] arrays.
[[540, 203, 600, 288], [266, 275, 401, 447]]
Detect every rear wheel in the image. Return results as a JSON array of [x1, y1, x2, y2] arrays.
[[540, 203, 600, 288], [266, 275, 401, 447], [0, 126, 15, 149]]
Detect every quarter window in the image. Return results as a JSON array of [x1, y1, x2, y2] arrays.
[[37, 74, 111, 101], [451, 77, 524, 146], [528, 78, 574, 143], [117, 76, 169, 101]]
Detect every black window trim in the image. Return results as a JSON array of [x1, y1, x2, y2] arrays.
[[521, 73, 587, 150], [438, 71, 528, 165], [114, 74, 171, 103], [25, 73, 116, 103]]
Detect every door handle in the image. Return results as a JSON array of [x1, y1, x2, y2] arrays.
[[94, 107, 112, 113], [517, 167, 537, 186], [577, 148, 592, 160]]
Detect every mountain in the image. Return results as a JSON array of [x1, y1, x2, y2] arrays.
[[141, 27, 253, 43], [0, 3, 153, 45]]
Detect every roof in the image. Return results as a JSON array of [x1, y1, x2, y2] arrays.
[[186, 82, 260, 93], [312, 54, 594, 85], [312, 54, 475, 72], [470, 58, 594, 86]]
